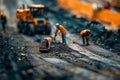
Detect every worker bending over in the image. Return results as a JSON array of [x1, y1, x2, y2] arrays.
[[55, 23, 67, 44], [44, 37, 52, 49], [0, 12, 7, 32], [80, 29, 91, 45]]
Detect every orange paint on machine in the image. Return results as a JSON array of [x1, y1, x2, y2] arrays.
[[58, 0, 120, 30]]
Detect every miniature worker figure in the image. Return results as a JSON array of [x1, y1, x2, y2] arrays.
[[80, 29, 91, 45], [0, 12, 7, 32], [44, 37, 52, 49], [55, 23, 67, 44]]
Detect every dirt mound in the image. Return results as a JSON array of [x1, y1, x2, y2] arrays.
[[98, 30, 120, 54]]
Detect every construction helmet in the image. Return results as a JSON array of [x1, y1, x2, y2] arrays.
[[55, 23, 60, 27]]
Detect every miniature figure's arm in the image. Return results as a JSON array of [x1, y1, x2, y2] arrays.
[[55, 29, 59, 37]]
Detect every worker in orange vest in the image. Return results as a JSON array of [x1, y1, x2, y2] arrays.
[[54, 23, 67, 44], [44, 37, 52, 49], [0, 12, 7, 32], [80, 29, 91, 45]]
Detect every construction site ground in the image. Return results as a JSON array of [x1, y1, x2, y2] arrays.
[[0, 0, 120, 80]]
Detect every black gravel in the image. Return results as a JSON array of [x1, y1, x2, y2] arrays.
[[0, 34, 75, 80], [0, 33, 35, 80]]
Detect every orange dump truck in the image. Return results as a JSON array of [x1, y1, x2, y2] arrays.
[[57, 0, 120, 30]]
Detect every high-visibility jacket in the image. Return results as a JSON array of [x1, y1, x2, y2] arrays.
[[45, 37, 52, 43], [58, 25, 67, 34], [80, 29, 91, 37]]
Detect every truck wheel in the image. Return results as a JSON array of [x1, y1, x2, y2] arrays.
[[27, 24, 35, 36], [22, 27, 27, 34], [46, 23, 51, 35], [22, 23, 27, 34]]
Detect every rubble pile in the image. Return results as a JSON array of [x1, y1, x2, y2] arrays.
[[51, 42, 72, 53], [0, 33, 33, 80], [67, 17, 120, 54], [0, 34, 75, 80], [98, 30, 120, 54], [78, 18, 120, 54]]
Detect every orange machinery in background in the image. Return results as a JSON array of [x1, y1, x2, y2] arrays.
[[57, 0, 120, 30], [111, 0, 120, 8], [58, 0, 94, 19]]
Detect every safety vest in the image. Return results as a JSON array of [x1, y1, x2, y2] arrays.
[[58, 25, 67, 34], [45, 37, 52, 43], [80, 29, 91, 36]]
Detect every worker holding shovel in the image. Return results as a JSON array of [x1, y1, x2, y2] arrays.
[[54, 23, 67, 44]]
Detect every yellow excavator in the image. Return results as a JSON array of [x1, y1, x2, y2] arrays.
[[16, 4, 51, 36]]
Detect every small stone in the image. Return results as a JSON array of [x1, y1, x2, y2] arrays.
[[18, 58, 21, 61], [21, 53, 26, 56], [21, 47, 25, 50], [11, 47, 13, 49]]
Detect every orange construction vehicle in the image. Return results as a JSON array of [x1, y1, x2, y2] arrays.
[[55, 23, 67, 44], [111, 0, 120, 11], [57, 0, 120, 30], [16, 4, 51, 36]]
